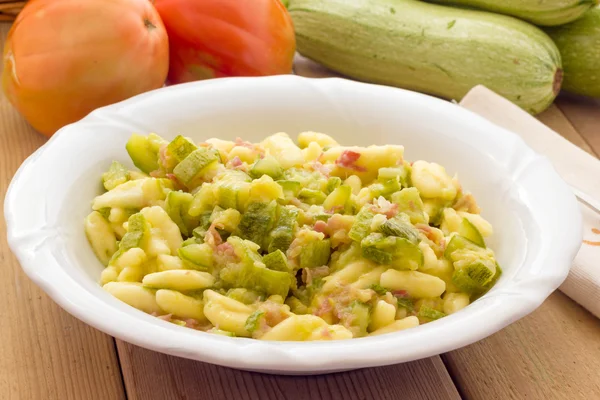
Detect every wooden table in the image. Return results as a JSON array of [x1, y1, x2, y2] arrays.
[[1, 22, 600, 400]]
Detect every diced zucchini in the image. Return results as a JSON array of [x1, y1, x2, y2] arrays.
[[322, 185, 351, 212], [349, 301, 370, 338], [188, 184, 217, 216], [167, 135, 197, 164], [237, 201, 278, 249], [165, 191, 198, 237], [396, 297, 415, 312], [102, 161, 130, 191], [277, 180, 302, 200], [423, 198, 449, 226], [109, 213, 150, 265], [370, 177, 401, 198], [268, 207, 298, 253], [244, 310, 266, 334], [214, 171, 252, 210], [226, 288, 263, 304], [390, 187, 428, 225], [178, 243, 213, 271], [378, 215, 420, 243], [220, 237, 292, 298], [458, 218, 486, 248], [299, 239, 331, 268], [369, 283, 388, 295], [378, 164, 411, 187], [298, 188, 327, 205], [249, 155, 284, 180], [126, 133, 166, 174], [361, 233, 423, 270], [263, 250, 290, 272], [326, 177, 342, 194], [173, 148, 219, 185], [418, 305, 446, 321], [451, 263, 494, 294], [348, 206, 375, 242], [443, 234, 481, 259]]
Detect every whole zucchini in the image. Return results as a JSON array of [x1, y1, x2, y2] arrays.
[[545, 6, 600, 97], [428, 0, 598, 27], [289, 0, 563, 114]]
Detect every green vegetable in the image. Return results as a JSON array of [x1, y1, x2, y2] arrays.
[[268, 207, 298, 253], [545, 7, 600, 98], [378, 166, 410, 187], [249, 155, 284, 180], [349, 301, 370, 337], [391, 188, 428, 224], [429, 0, 596, 26], [214, 171, 252, 210], [125, 133, 166, 174], [166, 135, 197, 164], [109, 213, 150, 264], [178, 243, 213, 271], [102, 161, 129, 191], [361, 233, 423, 270], [173, 148, 219, 185], [322, 185, 351, 212], [226, 288, 263, 304], [245, 310, 266, 334], [378, 215, 420, 243], [370, 177, 401, 199], [348, 206, 375, 242], [220, 237, 292, 298], [418, 305, 446, 321], [165, 191, 198, 237], [298, 188, 327, 205], [396, 297, 415, 312], [369, 284, 388, 295], [237, 201, 278, 249], [446, 236, 498, 293], [299, 239, 331, 268], [181, 237, 198, 247], [326, 177, 342, 194], [263, 250, 290, 272], [288, 0, 562, 114], [458, 217, 485, 247], [444, 234, 481, 258]]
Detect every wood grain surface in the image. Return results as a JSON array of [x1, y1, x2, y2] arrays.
[[2, 21, 600, 400]]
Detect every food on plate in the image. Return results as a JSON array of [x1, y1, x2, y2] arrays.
[[545, 6, 600, 98], [288, 0, 563, 114], [153, 0, 296, 84], [1, 0, 169, 137], [86, 131, 502, 341], [427, 0, 596, 26]]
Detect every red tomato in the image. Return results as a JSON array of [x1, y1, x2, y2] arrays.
[[154, 0, 296, 84]]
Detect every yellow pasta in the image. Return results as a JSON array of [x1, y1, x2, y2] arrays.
[[156, 289, 206, 321], [443, 293, 470, 315], [260, 315, 352, 341], [142, 270, 215, 291], [369, 316, 420, 336], [156, 254, 184, 271], [103, 282, 161, 314], [261, 132, 304, 169], [297, 131, 339, 149], [84, 211, 118, 265], [203, 290, 253, 337], [368, 300, 397, 333], [380, 270, 446, 298], [141, 206, 183, 254], [410, 161, 457, 200]]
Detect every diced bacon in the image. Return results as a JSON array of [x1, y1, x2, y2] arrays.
[[235, 137, 255, 149], [184, 318, 200, 329], [371, 197, 399, 218], [230, 156, 243, 167], [311, 161, 333, 177], [392, 290, 408, 298], [157, 313, 173, 322], [415, 223, 432, 234], [166, 173, 183, 187], [149, 169, 165, 178], [314, 220, 328, 233], [205, 222, 224, 248], [315, 299, 332, 317], [320, 327, 332, 339], [335, 150, 367, 172]]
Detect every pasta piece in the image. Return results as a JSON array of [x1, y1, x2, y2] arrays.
[[84, 211, 118, 265], [380, 270, 446, 298], [321, 145, 404, 183], [261, 132, 304, 169], [157, 254, 184, 271], [368, 300, 397, 332], [440, 208, 462, 235], [141, 206, 183, 254], [369, 316, 420, 336], [206, 138, 236, 156], [350, 266, 387, 290], [228, 146, 257, 164], [100, 266, 119, 285], [443, 293, 470, 315], [260, 315, 352, 341], [410, 161, 457, 200], [92, 178, 167, 210], [297, 131, 339, 149], [302, 141, 323, 163], [142, 270, 215, 291], [103, 282, 161, 314], [156, 289, 206, 321], [203, 290, 254, 337], [344, 175, 362, 195], [321, 260, 375, 293]]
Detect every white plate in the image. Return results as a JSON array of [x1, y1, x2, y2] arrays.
[[5, 76, 581, 374]]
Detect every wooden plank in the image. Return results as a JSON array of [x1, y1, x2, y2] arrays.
[[443, 291, 600, 400], [117, 340, 460, 400], [536, 104, 596, 155], [0, 23, 126, 400], [555, 95, 600, 157]]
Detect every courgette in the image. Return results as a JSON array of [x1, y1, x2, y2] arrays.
[[429, 0, 597, 26], [288, 0, 562, 114], [545, 6, 600, 98]]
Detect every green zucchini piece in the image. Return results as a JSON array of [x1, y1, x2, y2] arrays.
[[268, 207, 298, 253], [299, 239, 331, 268], [173, 148, 219, 185], [178, 243, 213, 271], [237, 201, 278, 249], [396, 297, 415, 312], [451, 262, 495, 294], [215, 171, 252, 210], [165, 191, 198, 237], [249, 155, 284, 180], [109, 213, 150, 264], [378, 166, 410, 187], [369, 283, 388, 296], [245, 310, 266, 334], [361, 233, 423, 270], [418, 305, 446, 321], [370, 177, 402, 198], [443, 234, 481, 259], [126, 133, 164, 174], [97, 207, 112, 220], [102, 161, 129, 191], [226, 288, 263, 304], [458, 218, 485, 247], [166, 135, 197, 164], [181, 237, 199, 247], [298, 188, 327, 205], [188, 184, 217, 216], [326, 176, 342, 194], [277, 180, 302, 200], [322, 185, 351, 212], [263, 250, 290, 272], [220, 237, 292, 298], [349, 301, 370, 337], [390, 187, 428, 225], [378, 215, 420, 243], [348, 206, 375, 242]]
